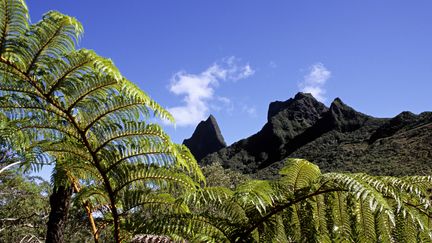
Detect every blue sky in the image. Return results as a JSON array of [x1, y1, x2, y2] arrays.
[[28, 0, 432, 145]]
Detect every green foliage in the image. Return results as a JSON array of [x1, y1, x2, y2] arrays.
[[202, 162, 250, 189], [140, 159, 432, 242], [0, 170, 50, 242], [0, 0, 203, 241], [0, 170, 95, 242]]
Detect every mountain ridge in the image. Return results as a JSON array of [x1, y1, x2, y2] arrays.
[[185, 93, 432, 178]]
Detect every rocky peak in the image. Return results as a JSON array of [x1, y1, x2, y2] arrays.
[[329, 98, 355, 118], [369, 111, 418, 143], [267, 92, 327, 121], [294, 92, 315, 100], [330, 97, 350, 110], [183, 115, 227, 162], [199, 93, 432, 178], [326, 97, 370, 132]]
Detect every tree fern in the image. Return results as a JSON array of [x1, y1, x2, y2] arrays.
[[0, 1, 203, 242], [2, 1, 432, 242], [149, 158, 432, 242]]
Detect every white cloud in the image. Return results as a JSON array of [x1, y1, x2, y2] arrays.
[[166, 57, 254, 127], [216, 96, 231, 105], [210, 96, 234, 113], [298, 63, 331, 102]]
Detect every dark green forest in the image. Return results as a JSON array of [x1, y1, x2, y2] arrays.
[[1, 1, 432, 242]]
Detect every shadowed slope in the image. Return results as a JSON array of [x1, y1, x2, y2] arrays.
[[196, 92, 432, 178], [183, 115, 227, 161]]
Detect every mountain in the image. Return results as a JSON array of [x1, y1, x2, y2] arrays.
[[200, 92, 328, 173], [183, 115, 227, 161], [197, 93, 432, 178]]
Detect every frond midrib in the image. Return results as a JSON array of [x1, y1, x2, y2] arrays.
[[25, 21, 64, 75], [94, 130, 169, 154], [83, 101, 148, 133], [1, 35, 122, 238], [0, 0, 11, 54], [66, 80, 117, 112], [46, 58, 92, 96], [104, 151, 171, 174]]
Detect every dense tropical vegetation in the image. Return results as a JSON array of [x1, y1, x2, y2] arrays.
[[141, 159, 432, 242], [4, 158, 432, 242], [0, 0, 202, 242], [1, 0, 432, 242]]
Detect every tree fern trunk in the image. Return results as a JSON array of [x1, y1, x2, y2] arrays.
[[46, 185, 73, 243]]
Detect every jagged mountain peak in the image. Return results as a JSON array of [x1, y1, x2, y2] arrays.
[[207, 114, 216, 120], [326, 97, 371, 132], [198, 93, 432, 178], [267, 92, 327, 121], [330, 97, 371, 118], [200, 93, 329, 170], [330, 97, 353, 110], [206, 114, 221, 129], [369, 111, 419, 143], [183, 115, 226, 161], [331, 97, 343, 105], [294, 92, 315, 100]]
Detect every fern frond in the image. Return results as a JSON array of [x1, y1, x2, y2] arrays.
[[171, 144, 205, 182], [0, 0, 29, 56], [22, 11, 82, 73], [81, 96, 150, 132], [235, 179, 276, 215], [0, 1, 205, 241], [182, 187, 249, 227], [257, 214, 288, 243], [120, 191, 189, 217], [279, 158, 321, 190], [92, 122, 169, 153], [332, 191, 352, 242], [44, 50, 99, 95], [75, 185, 110, 211], [313, 194, 331, 243], [119, 78, 174, 122], [148, 214, 233, 242], [111, 165, 198, 196], [355, 196, 376, 242]]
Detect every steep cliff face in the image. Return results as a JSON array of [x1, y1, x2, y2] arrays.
[[183, 115, 226, 161], [200, 92, 328, 173], [275, 111, 432, 178], [369, 111, 419, 143], [278, 97, 384, 158], [196, 92, 432, 178]]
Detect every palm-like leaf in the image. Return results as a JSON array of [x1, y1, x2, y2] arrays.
[[148, 159, 432, 242], [0, 1, 203, 241]]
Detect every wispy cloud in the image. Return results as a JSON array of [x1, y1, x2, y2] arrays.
[[242, 105, 257, 117], [298, 63, 331, 102], [210, 96, 234, 113], [166, 57, 254, 127]]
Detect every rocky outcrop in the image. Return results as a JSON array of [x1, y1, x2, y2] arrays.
[[183, 115, 226, 161], [200, 92, 328, 173], [198, 92, 432, 178], [369, 111, 421, 143], [279, 98, 383, 158]]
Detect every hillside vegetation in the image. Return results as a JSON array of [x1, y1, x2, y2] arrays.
[[197, 93, 432, 178]]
